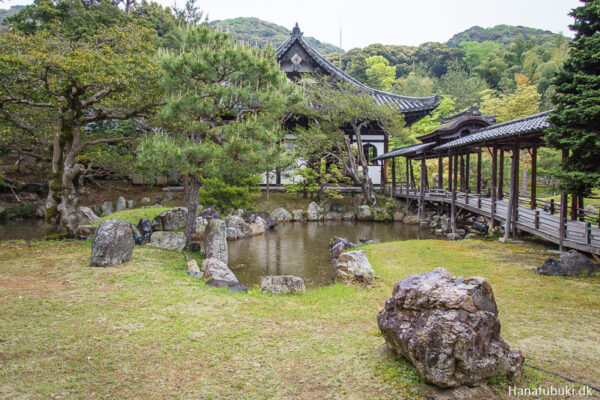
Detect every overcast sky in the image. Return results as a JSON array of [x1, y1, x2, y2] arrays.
[[2, 0, 581, 49]]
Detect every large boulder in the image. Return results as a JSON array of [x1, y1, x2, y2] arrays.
[[306, 202, 324, 221], [150, 231, 186, 251], [100, 201, 114, 217], [342, 211, 355, 221], [137, 218, 152, 243], [291, 209, 305, 222], [78, 206, 100, 224], [334, 250, 374, 283], [151, 207, 187, 231], [402, 215, 420, 225], [356, 205, 372, 221], [377, 268, 524, 388], [225, 215, 250, 240], [90, 219, 136, 267], [204, 219, 228, 264], [115, 196, 127, 212], [373, 207, 391, 222], [242, 211, 278, 230], [201, 257, 238, 283], [271, 207, 292, 223], [329, 237, 357, 260], [260, 275, 305, 295], [193, 217, 209, 240], [535, 250, 598, 276], [247, 216, 266, 236], [324, 212, 342, 221]]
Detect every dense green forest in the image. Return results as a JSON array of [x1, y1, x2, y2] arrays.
[[210, 17, 343, 54]]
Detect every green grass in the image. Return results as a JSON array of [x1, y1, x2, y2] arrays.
[[94, 207, 172, 226], [0, 239, 598, 399]]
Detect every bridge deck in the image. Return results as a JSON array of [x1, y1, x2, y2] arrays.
[[392, 187, 600, 255]]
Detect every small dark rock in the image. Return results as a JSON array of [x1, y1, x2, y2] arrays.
[[359, 237, 368, 243], [535, 250, 598, 276], [331, 203, 345, 213], [134, 235, 143, 245], [472, 221, 489, 234], [188, 242, 202, 253], [198, 208, 221, 220], [137, 218, 152, 243]]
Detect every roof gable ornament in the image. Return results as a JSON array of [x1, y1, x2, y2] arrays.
[[291, 22, 303, 37]]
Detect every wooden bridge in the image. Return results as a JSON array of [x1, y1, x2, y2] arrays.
[[388, 186, 600, 256]]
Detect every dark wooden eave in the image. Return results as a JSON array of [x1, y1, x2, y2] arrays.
[[276, 24, 440, 125]]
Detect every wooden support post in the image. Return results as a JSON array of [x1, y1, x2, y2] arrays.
[[459, 155, 465, 192], [512, 144, 520, 238], [437, 157, 443, 189], [550, 199, 555, 215], [491, 147, 497, 228], [578, 196, 585, 222], [570, 194, 577, 221], [391, 157, 396, 198], [503, 144, 518, 242], [465, 153, 470, 192], [531, 146, 537, 209], [498, 149, 504, 199], [559, 150, 568, 251], [405, 158, 409, 195], [419, 158, 426, 221], [448, 155, 453, 191], [476, 149, 482, 195], [451, 153, 458, 234], [409, 160, 416, 192], [585, 222, 591, 245], [534, 210, 540, 229]]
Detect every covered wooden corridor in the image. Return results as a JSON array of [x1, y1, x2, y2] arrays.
[[373, 109, 600, 255]]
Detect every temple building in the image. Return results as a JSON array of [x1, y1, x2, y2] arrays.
[[274, 24, 440, 186]]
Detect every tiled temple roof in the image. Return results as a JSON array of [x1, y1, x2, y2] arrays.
[[276, 24, 440, 114], [371, 142, 435, 161], [434, 111, 552, 151]]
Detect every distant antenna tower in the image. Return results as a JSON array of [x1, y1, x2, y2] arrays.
[[339, 26, 342, 65]]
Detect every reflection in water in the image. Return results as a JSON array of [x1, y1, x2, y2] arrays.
[[0, 219, 48, 241], [229, 221, 433, 288]]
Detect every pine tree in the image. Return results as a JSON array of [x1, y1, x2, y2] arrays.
[[137, 25, 300, 245], [546, 0, 600, 196]]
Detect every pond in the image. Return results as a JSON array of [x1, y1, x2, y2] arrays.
[[0, 219, 434, 288], [229, 221, 434, 288]]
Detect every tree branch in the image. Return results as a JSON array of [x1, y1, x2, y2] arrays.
[[78, 135, 139, 151]]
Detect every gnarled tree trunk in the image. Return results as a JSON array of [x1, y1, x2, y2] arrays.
[[184, 176, 201, 246]]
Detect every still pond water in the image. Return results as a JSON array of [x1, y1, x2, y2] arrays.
[[0, 219, 433, 288]]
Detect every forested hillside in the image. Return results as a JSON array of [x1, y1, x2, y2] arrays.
[[210, 17, 343, 54], [447, 25, 559, 47]]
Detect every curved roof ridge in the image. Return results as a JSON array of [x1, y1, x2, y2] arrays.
[[276, 27, 440, 112], [473, 110, 553, 133]]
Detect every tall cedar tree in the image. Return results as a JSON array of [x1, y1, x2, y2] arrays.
[[137, 26, 300, 245], [546, 0, 600, 196]]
